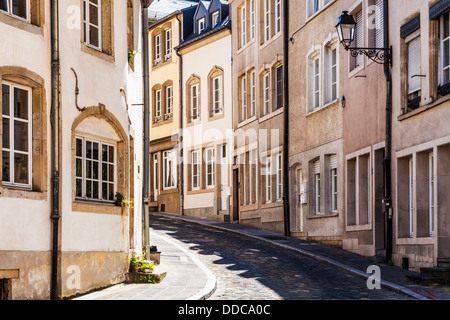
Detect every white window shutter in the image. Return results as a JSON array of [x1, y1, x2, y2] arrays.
[[374, 0, 384, 48], [330, 155, 338, 170], [408, 35, 421, 94]]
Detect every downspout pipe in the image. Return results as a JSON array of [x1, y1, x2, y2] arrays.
[[175, 12, 184, 216], [141, 0, 152, 259], [383, 0, 393, 263], [282, 0, 290, 237], [50, 0, 61, 300]]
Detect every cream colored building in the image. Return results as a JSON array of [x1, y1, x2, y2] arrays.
[[0, 0, 145, 299], [176, 0, 233, 220], [148, 1, 197, 215]]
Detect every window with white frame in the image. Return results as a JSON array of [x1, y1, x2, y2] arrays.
[[265, 157, 272, 203], [276, 153, 283, 201], [308, 0, 334, 18], [166, 86, 173, 117], [429, 153, 435, 237], [276, 65, 283, 109], [263, 73, 270, 115], [0, 0, 28, 20], [250, 0, 255, 40], [75, 137, 116, 201], [198, 17, 205, 33], [163, 149, 177, 190], [191, 83, 200, 120], [407, 31, 421, 108], [313, 57, 321, 109], [440, 12, 450, 86], [2, 82, 32, 188], [324, 45, 338, 104], [154, 34, 161, 66], [263, 0, 270, 42], [408, 157, 414, 238], [212, 11, 220, 28], [155, 89, 162, 120], [213, 76, 222, 116], [250, 70, 256, 117], [350, 9, 364, 72], [242, 76, 247, 121], [165, 29, 172, 61], [330, 155, 338, 213], [240, 5, 247, 47], [191, 150, 200, 190], [275, 0, 281, 34], [83, 0, 102, 50], [205, 147, 215, 188], [313, 160, 321, 214]]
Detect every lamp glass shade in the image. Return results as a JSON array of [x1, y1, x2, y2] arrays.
[[336, 11, 356, 49]]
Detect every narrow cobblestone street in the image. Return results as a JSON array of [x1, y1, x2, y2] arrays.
[[150, 215, 411, 300]]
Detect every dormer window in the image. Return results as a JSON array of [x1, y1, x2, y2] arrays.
[[212, 11, 220, 27], [198, 17, 205, 33]]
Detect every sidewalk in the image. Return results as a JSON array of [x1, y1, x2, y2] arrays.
[[151, 212, 450, 300]]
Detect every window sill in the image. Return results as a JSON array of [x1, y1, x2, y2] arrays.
[[0, 185, 46, 201], [81, 43, 115, 63], [305, 0, 337, 24], [398, 94, 450, 121], [348, 64, 365, 79], [72, 200, 123, 215], [152, 117, 174, 128], [259, 32, 282, 51], [307, 212, 339, 220], [237, 116, 257, 128], [259, 107, 284, 124], [237, 38, 256, 55], [396, 237, 435, 246], [0, 12, 42, 35], [345, 223, 372, 232], [306, 99, 340, 117]]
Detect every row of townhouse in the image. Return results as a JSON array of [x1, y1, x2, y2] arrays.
[[148, 0, 450, 276], [0, 0, 148, 299]]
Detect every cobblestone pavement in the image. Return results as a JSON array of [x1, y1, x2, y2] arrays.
[[150, 215, 411, 300]]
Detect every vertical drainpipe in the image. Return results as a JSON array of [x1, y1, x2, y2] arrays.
[[50, 0, 61, 300], [383, 0, 393, 263], [141, 0, 151, 259], [282, 0, 290, 237], [175, 13, 184, 216]]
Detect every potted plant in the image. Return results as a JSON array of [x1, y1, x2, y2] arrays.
[[139, 262, 154, 274], [129, 252, 144, 273]]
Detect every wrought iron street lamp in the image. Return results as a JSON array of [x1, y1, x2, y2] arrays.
[[336, 11, 392, 66]]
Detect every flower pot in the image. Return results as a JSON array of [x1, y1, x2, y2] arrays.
[[129, 264, 139, 273]]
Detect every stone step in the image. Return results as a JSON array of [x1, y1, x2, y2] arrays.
[[421, 266, 450, 282], [405, 273, 449, 287], [125, 271, 167, 284]]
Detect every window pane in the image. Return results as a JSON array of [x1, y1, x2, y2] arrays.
[[76, 158, 83, 177], [92, 160, 98, 179], [102, 144, 107, 162], [14, 152, 28, 184], [14, 120, 28, 152], [86, 160, 92, 178], [102, 182, 108, 200], [86, 180, 92, 198], [14, 87, 28, 120], [86, 141, 92, 159], [92, 181, 99, 199], [89, 26, 100, 47], [109, 146, 114, 163], [89, 3, 99, 26], [102, 163, 107, 181], [11, 0, 27, 19], [2, 84, 9, 116], [2, 118, 9, 149], [76, 179, 82, 197], [108, 164, 114, 183], [444, 39, 449, 69], [2, 151, 10, 182], [76, 139, 83, 157], [93, 142, 99, 160], [445, 12, 450, 39], [0, 0, 7, 12]]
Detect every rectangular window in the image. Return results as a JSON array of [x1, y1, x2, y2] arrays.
[[276, 153, 283, 201], [191, 84, 199, 120], [165, 29, 172, 60], [275, 0, 281, 34], [429, 153, 435, 237], [314, 160, 321, 214], [440, 12, 450, 86], [163, 149, 177, 190], [330, 48, 337, 101], [369, 0, 384, 49], [154, 34, 161, 65], [241, 6, 246, 47], [264, 0, 270, 42], [155, 89, 162, 119], [408, 157, 414, 238], [241, 76, 247, 121], [314, 58, 320, 109], [153, 154, 158, 200], [212, 11, 220, 27], [213, 76, 222, 115], [407, 33, 421, 95], [2, 82, 32, 188], [206, 147, 215, 188], [192, 150, 200, 190], [0, 0, 28, 20], [166, 86, 173, 116], [250, 0, 255, 40], [266, 157, 271, 203], [263, 73, 270, 115], [276, 65, 283, 109], [198, 18, 205, 33], [330, 155, 338, 213], [250, 71, 256, 117], [83, 0, 102, 50], [350, 10, 364, 71], [75, 137, 116, 201]]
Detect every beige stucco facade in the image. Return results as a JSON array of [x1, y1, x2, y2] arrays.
[[288, 0, 345, 247]]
